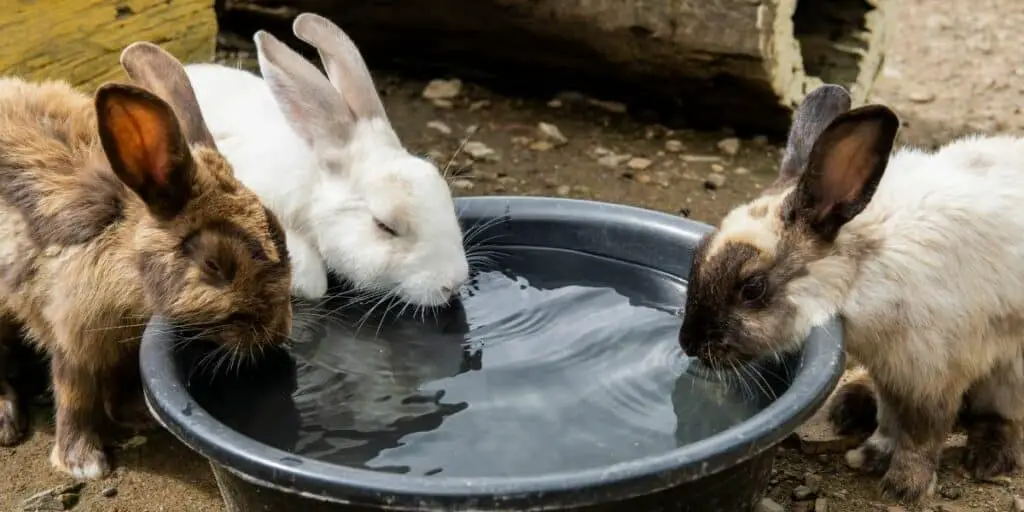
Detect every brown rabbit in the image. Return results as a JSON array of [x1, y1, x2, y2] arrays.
[[0, 42, 293, 480]]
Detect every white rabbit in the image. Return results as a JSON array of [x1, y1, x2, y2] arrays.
[[184, 13, 468, 306], [677, 84, 1024, 503]]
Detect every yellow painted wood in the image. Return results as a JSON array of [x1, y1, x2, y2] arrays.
[[1, 0, 216, 92]]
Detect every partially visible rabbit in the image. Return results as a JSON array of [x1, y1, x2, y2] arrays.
[[0, 41, 293, 480], [184, 13, 469, 306], [677, 83, 1024, 502]]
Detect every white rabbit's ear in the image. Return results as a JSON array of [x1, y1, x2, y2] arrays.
[[292, 13, 392, 128], [254, 29, 353, 149]]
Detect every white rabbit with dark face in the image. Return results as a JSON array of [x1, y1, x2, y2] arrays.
[[678, 83, 1024, 503], [185, 13, 468, 306]]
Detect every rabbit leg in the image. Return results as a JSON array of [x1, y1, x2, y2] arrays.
[[828, 366, 880, 437], [286, 229, 328, 300], [101, 343, 155, 433], [49, 350, 110, 480], [961, 358, 1024, 480], [0, 317, 25, 446]]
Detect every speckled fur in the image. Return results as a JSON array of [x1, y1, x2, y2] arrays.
[[0, 42, 292, 481]]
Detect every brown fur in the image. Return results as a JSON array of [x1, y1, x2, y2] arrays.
[[0, 42, 292, 480]]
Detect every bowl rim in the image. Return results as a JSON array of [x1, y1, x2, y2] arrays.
[[140, 196, 845, 508]]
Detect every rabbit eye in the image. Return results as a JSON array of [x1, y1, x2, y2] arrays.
[[739, 275, 768, 305], [375, 219, 399, 237]]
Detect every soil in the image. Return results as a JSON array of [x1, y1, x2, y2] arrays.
[[5, 0, 1024, 511]]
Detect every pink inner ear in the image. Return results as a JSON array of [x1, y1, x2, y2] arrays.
[[815, 135, 878, 219]]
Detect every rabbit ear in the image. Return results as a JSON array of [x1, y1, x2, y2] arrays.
[[119, 42, 217, 150], [292, 13, 391, 125], [254, 29, 354, 150], [95, 84, 195, 219], [778, 84, 853, 183]]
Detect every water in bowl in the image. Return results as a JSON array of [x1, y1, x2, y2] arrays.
[[187, 247, 786, 478]]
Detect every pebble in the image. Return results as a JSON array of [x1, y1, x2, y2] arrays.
[[717, 137, 741, 156], [452, 179, 475, 191], [704, 173, 727, 190], [463, 141, 497, 161], [537, 122, 569, 145], [587, 98, 628, 114], [626, 157, 653, 171], [636, 174, 652, 184], [681, 154, 723, 163], [556, 185, 571, 196], [792, 485, 815, 501], [547, 99, 564, 108], [1014, 496, 1024, 512], [422, 78, 462, 100], [102, 487, 118, 498], [939, 484, 962, 500], [886, 507, 907, 512], [469, 100, 491, 111], [665, 139, 684, 152], [21, 483, 85, 512], [597, 154, 632, 168], [120, 435, 147, 449], [755, 497, 786, 512], [814, 497, 829, 512], [431, 98, 454, 109], [908, 90, 936, 103], [711, 163, 725, 172], [426, 120, 452, 135], [529, 141, 555, 151], [804, 473, 822, 493], [734, 167, 751, 175]]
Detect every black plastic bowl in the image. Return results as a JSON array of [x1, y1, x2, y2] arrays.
[[140, 196, 844, 512]]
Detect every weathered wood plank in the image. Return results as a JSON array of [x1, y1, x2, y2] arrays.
[[217, 0, 895, 137], [1, 0, 216, 91]]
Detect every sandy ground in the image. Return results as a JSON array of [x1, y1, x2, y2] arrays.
[[6, 0, 1024, 510]]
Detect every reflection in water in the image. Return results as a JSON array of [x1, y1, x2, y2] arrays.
[[188, 248, 787, 478]]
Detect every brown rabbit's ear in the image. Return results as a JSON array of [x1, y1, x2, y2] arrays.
[[292, 13, 390, 124], [118, 41, 217, 149], [96, 83, 194, 219], [778, 84, 853, 184], [788, 104, 900, 241]]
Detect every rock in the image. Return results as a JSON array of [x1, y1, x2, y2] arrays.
[[469, 100, 491, 111], [21, 483, 85, 512], [422, 78, 462, 100], [432, 98, 454, 109], [571, 185, 590, 194], [120, 435, 147, 449], [804, 473, 822, 494], [792, 485, 816, 501], [755, 497, 786, 512], [734, 167, 750, 175], [626, 157, 653, 170], [908, 89, 936, 103], [536, 122, 568, 145], [886, 507, 907, 512], [681, 154, 723, 163], [814, 498, 829, 512], [939, 485, 962, 500], [711, 163, 725, 172], [529, 141, 555, 151], [426, 120, 452, 135], [555, 185, 571, 196], [511, 136, 531, 146], [587, 98, 627, 114], [704, 173, 726, 190], [547, 99, 563, 108], [636, 174, 652, 184], [597, 154, 632, 168], [101, 487, 118, 498], [591, 146, 613, 156], [665, 140, 684, 153], [1013, 497, 1024, 512], [452, 179, 475, 191], [464, 141, 498, 161], [717, 137, 741, 156]]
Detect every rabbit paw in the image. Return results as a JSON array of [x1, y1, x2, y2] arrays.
[[50, 434, 110, 481], [0, 394, 25, 446], [879, 454, 937, 503], [963, 416, 1023, 480], [286, 230, 328, 300]]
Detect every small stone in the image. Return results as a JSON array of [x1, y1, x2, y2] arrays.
[[804, 473, 822, 493], [704, 173, 726, 190], [734, 167, 751, 175], [468, 100, 490, 111], [636, 174, 652, 184], [120, 435, 147, 449], [452, 179, 475, 191], [711, 163, 725, 172], [814, 498, 829, 512], [908, 90, 936, 103], [547, 99, 563, 108], [21, 483, 85, 512], [529, 141, 555, 151], [792, 485, 815, 501], [571, 185, 590, 194], [886, 507, 907, 512], [587, 98, 628, 114], [1013, 496, 1024, 512], [626, 157, 653, 170], [102, 487, 118, 498], [422, 78, 462, 100], [432, 98, 454, 109], [426, 149, 446, 163], [939, 484, 962, 500], [678, 207, 691, 217], [426, 120, 452, 135], [717, 137, 741, 156], [464, 141, 497, 161], [537, 122, 568, 145], [555, 185, 571, 196], [681, 154, 723, 163], [664, 140, 684, 152], [511, 136, 531, 146], [597, 154, 632, 168], [755, 497, 786, 512]]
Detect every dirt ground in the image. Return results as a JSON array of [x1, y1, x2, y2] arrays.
[[5, 0, 1024, 510]]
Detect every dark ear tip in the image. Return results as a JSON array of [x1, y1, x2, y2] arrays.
[[848, 104, 902, 134], [803, 84, 852, 107]]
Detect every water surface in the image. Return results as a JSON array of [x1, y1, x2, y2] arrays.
[[189, 247, 785, 478]]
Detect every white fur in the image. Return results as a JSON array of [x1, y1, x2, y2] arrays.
[[183, 19, 468, 306]]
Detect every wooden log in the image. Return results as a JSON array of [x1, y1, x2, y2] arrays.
[[1, 0, 217, 92], [216, 0, 894, 137]]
